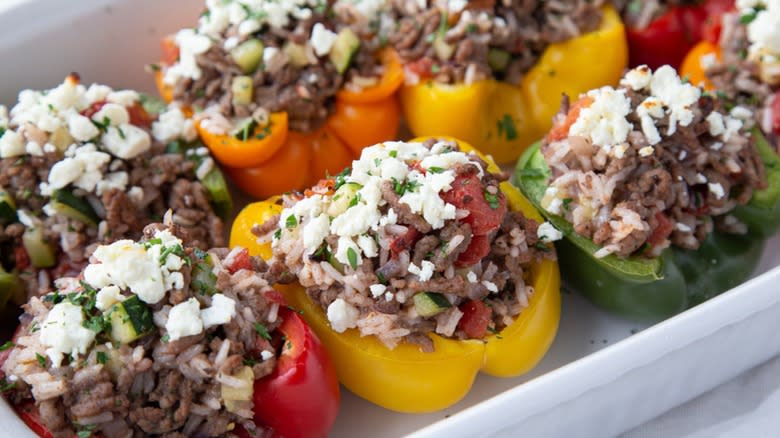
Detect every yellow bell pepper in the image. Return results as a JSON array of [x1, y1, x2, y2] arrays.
[[230, 138, 561, 413], [399, 5, 628, 165]]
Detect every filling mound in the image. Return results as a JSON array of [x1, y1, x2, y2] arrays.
[[260, 139, 555, 351], [540, 65, 766, 259], [1, 224, 283, 437], [160, 0, 385, 134], [0, 75, 228, 301], [388, 0, 606, 85]]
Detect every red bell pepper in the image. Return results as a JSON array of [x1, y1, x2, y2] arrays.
[[625, 0, 734, 69]]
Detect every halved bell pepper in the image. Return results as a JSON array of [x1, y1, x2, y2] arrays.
[[399, 5, 627, 165], [514, 142, 772, 322], [623, 0, 733, 70], [230, 138, 561, 413], [155, 48, 402, 199]]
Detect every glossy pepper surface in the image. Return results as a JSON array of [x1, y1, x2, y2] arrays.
[[155, 46, 402, 199], [230, 138, 561, 413], [515, 142, 771, 322], [398, 5, 627, 165]]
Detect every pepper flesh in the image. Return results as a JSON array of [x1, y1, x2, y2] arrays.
[[515, 142, 769, 321], [155, 50, 402, 199], [231, 138, 561, 412], [399, 5, 627, 165]]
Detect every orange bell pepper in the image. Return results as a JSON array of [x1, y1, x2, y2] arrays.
[[154, 48, 403, 199], [680, 40, 722, 91]]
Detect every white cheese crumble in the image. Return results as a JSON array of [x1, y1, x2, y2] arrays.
[[152, 107, 198, 143], [369, 284, 387, 298], [327, 298, 359, 333], [709, 182, 726, 199], [39, 302, 97, 367], [408, 260, 435, 282], [260, 350, 274, 361], [166, 298, 204, 341], [101, 124, 152, 159], [164, 28, 213, 85], [201, 294, 237, 328], [568, 86, 632, 147], [41, 144, 112, 196], [95, 285, 125, 311], [648, 66, 701, 135], [537, 222, 563, 242], [738, 0, 780, 84], [310, 23, 338, 56]]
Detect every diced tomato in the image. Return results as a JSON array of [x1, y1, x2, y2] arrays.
[[455, 235, 490, 267], [390, 228, 420, 258], [405, 58, 435, 80], [227, 248, 253, 274], [14, 402, 55, 438], [14, 246, 30, 272], [441, 174, 506, 236], [80, 101, 105, 119], [647, 212, 674, 248], [771, 91, 780, 136], [546, 96, 593, 143], [304, 179, 336, 197], [700, 0, 735, 43], [160, 36, 180, 66], [457, 300, 492, 339], [126, 103, 155, 128], [264, 288, 288, 305]]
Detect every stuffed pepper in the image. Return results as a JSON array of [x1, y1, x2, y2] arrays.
[[0, 222, 339, 438], [615, 0, 733, 69], [230, 137, 560, 412], [391, 1, 628, 164], [0, 75, 231, 310], [154, 0, 403, 198], [515, 65, 775, 321]]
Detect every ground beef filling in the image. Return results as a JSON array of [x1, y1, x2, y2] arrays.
[[389, 0, 605, 85], [2, 225, 281, 438]]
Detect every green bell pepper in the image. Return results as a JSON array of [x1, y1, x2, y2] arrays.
[[514, 141, 774, 322], [732, 128, 780, 238]]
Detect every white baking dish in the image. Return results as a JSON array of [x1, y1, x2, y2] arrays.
[[1, 1, 779, 436]]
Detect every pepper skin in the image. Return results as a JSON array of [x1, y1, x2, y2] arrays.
[[230, 138, 561, 413], [155, 49, 402, 199], [398, 5, 627, 165], [515, 142, 770, 322]]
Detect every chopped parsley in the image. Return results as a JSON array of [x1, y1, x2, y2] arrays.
[[254, 322, 272, 341], [333, 167, 351, 190], [117, 126, 126, 140], [496, 114, 518, 141], [285, 214, 298, 229], [375, 271, 388, 285], [83, 314, 109, 334], [562, 198, 573, 210], [0, 379, 16, 393], [427, 166, 445, 174], [36, 353, 47, 367], [243, 358, 259, 366], [91, 116, 112, 133], [76, 425, 96, 438], [158, 243, 188, 265], [388, 150, 398, 158], [431, 64, 441, 74], [234, 119, 258, 142], [96, 351, 108, 365], [486, 326, 503, 339], [347, 247, 359, 271], [391, 178, 419, 196], [273, 228, 282, 239], [483, 190, 500, 209], [347, 192, 362, 208], [740, 6, 764, 24], [161, 334, 170, 343], [0, 341, 13, 351], [312, 244, 332, 262]]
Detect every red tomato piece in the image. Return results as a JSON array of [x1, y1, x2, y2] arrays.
[[227, 248, 252, 274], [390, 228, 420, 258], [457, 300, 493, 339], [647, 212, 674, 248], [405, 58, 435, 80], [264, 289, 288, 305], [771, 91, 780, 136], [441, 174, 507, 236], [15, 402, 55, 438], [455, 235, 490, 268], [253, 309, 340, 438]]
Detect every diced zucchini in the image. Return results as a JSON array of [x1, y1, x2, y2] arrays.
[[201, 168, 233, 221], [0, 269, 23, 311], [49, 190, 100, 226], [139, 93, 168, 116], [284, 42, 310, 68], [433, 36, 455, 61], [413, 292, 452, 317], [327, 251, 345, 274], [93, 345, 123, 378], [231, 76, 254, 106], [222, 365, 254, 413], [326, 182, 362, 217], [230, 117, 257, 140], [487, 48, 511, 73], [22, 227, 56, 268], [329, 28, 360, 74], [106, 295, 154, 344], [49, 127, 75, 151], [231, 39, 264, 74], [0, 191, 17, 225], [191, 258, 219, 296]]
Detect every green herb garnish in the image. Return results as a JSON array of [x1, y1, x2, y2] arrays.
[[347, 247, 358, 271], [254, 322, 272, 341]]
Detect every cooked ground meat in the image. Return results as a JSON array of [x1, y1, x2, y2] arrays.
[[2, 224, 282, 438], [389, 0, 606, 85], [264, 139, 553, 350]]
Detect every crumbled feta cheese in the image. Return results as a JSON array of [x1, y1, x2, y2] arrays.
[[101, 124, 152, 159], [0, 129, 25, 158], [164, 28, 213, 85], [166, 298, 204, 341], [699, 53, 718, 71], [106, 90, 139, 107], [260, 350, 274, 361], [730, 106, 753, 120], [95, 285, 125, 311], [649, 65, 701, 135], [327, 298, 359, 333], [638, 146, 654, 157], [696, 173, 708, 184], [613, 143, 629, 159], [636, 97, 665, 145], [569, 86, 633, 147], [621, 65, 652, 90], [740, 0, 780, 84], [91, 103, 129, 126], [707, 112, 726, 137], [335, 236, 362, 268], [195, 158, 215, 180], [537, 222, 563, 242], [310, 23, 338, 56], [39, 302, 97, 367], [709, 182, 726, 199], [302, 214, 331, 254], [201, 294, 237, 328], [68, 113, 99, 142], [96, 171, 129, 196], [152, 107, 198, 143], [369, 284, 386, 298], [43, 144, 112, 195], [408, 260, 435, 282], [357, 234, 379, 258], [399, 170, 457, 229]]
